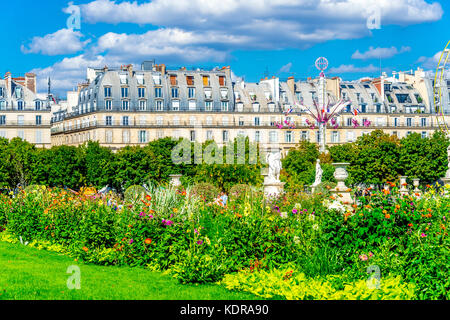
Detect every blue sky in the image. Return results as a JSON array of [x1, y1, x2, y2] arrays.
[[1, 0, 448, 97]]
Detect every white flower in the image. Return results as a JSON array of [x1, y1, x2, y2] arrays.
[[326, 200, 346, 214], [293, 236, 301, 244], [280, 212, 288, 219], [312, 224, 319, 231], [308, 214, 315, 221], [294, 203, 302, 210]]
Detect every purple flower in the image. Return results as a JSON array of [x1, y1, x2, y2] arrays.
[[292, 209, 298, 214], [139, 212, 145, 217], [421, 233, 427, 238], [129, 239, 134, 244], [197, 240, 203, 245], [194, 228, 199, 235], [162, 219, 174, 226]]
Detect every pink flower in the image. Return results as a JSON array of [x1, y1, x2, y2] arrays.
[[129, 239, 134, 244], [197, 240, 203, 245], [421, 233, 427, 238], [292, 209, 298, 214], [359, 254, 368, 261]]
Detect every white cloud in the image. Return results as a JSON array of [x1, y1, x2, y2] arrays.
[[21, 29, 90, 56], [73, 0, 442, 50], [416, 51, 444, 69], [279, 62, 293, 73], [31, 54, 122, 94], [352, 46, 411, 60], [328, 64, 379, 74]]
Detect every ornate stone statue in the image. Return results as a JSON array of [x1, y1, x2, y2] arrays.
[[312, 159, 323, 187], [266, 152, 282, 183]]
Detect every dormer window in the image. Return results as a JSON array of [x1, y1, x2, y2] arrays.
[[136, 74, 144, 85], [104, 87, 112, 98], [0, 87, 3, 97], [186, 76, 194, 86], [218, 76, 226, 87], [205, 89, 212, 99], [170, 75, 177, 86], [203, 76, 210, 86], [35, 100, 42, 110], [152, 75, 161, 85], [119, 74, 127, 84], [138, 87, 145, 98], [188, 87, 196, 99], [0, 100, 6, 110], [17, 100, 24, 110], [171, 87, 179, 98], [220, 89, 228, 99], [15, 87, 22, 99]]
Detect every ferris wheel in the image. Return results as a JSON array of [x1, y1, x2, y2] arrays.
[[434, 40, 450, 134]]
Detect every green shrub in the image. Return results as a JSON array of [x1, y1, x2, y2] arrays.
[[229, 184, 252, 201], [124, 185, 147, 205], [191, 183, 220, 203]]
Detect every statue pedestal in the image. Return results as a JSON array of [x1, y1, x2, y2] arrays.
[[169, 174, 182, 187], [399, 176, 409, 196], [262, 174, 285, 198], [331, 163, 354, 206]]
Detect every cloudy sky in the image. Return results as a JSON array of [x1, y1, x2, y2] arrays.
[[2, 0, 449, 96]]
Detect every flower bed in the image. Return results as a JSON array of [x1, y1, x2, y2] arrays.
[[0, 184, 448, 299]]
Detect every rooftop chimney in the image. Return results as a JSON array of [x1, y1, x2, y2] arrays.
[[25, 73, 36, 93]]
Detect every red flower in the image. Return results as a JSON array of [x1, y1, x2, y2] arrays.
[[144, 238, 152, 245]]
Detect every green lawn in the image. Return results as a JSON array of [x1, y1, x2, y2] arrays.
[[0, 242, 259, 300]]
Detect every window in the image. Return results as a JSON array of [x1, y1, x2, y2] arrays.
[[190, 116, 197, 126], [255, 131, 260, 142], [35, 131, 42, 144], [206, 130, 213, 140], [421, 118, 427, 127], [0, 101, 5, 110], [119, 74, 127, 84], [219, 76, 225, 86], [138, 87, 145, 98], [121, 87, 129, 98], [406, 118, 413, 127], [393, 118, 399, 127], [106, 116, 112, 126], [0, 116, 5, 125], [122, 116, 129, 126], [223, 130, 229, 142], [346, 132, 355, 142], [331, 131, 339, 143], [221, 101, 229, 111], [239, 117, 244, 126], [188, 87, 195, 98], [254, 117, 260, 126], [122, 130, 130, 143], [104, 87, 112, 97], [152, 75, 161, 85], [17, 101, 24, 110], [139, 130, 147, 143], [106, 131, 113, 143], [347, 118, 352, 126], [36, 115, 42, 125], [15, 87, 22, 99], [205, 101, 213, 111], [187, 76, 194, 86], [285, 131, 293, 143], [18, 130, 24, 140], [205, 89, 212, 100], [421, 132, 427, 139], [189, 100, 196, 111], [392, 131, 398, 137], [155, 87, 162, 98], [301, 131, 308, 141], [136, 74, 144, 85], [396, 94, 411, 104], [0, 87, 3, 97], [203, 76, 210, 86], [190, 131, 196, 142], [170, 75, 177, 86], [221, 89, 228, 99], [172, 100, 180, 111], [222, 116, 229, 126], [35, 101, 42, 110], [121, 100, 129, 111], [171, 87, 179, 98], [156, 100, 163, 111], [138, 100, 147, 111], [105, 100, 112, 110], [269, 131, 278, 143], [17, 115, 24, 125]]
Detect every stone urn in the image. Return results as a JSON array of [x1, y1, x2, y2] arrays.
[[331, 163, 353, 205], [169, 174, 183, 187], [412, 178, 421, 195], [399, 176, 409, 196]]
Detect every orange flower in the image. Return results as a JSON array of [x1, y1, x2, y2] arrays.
[[145, 195, 152, 201], [408, 223, 413, 227], [45, 226, 49, 230], [426, 184, 431, 188], [382, 209, 388, 214], [236, 213, 242, 218], [382, 189, 390, 195], [395, 204, 400, 210], [173, 208, 179, 214], [352, 204, 358, 208], [385, 214, 391, 219], [144, 238, 152, 245], [82, 246, 88, 252]]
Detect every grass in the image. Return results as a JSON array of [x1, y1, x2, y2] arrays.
[[0, 242, 260, 300]]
